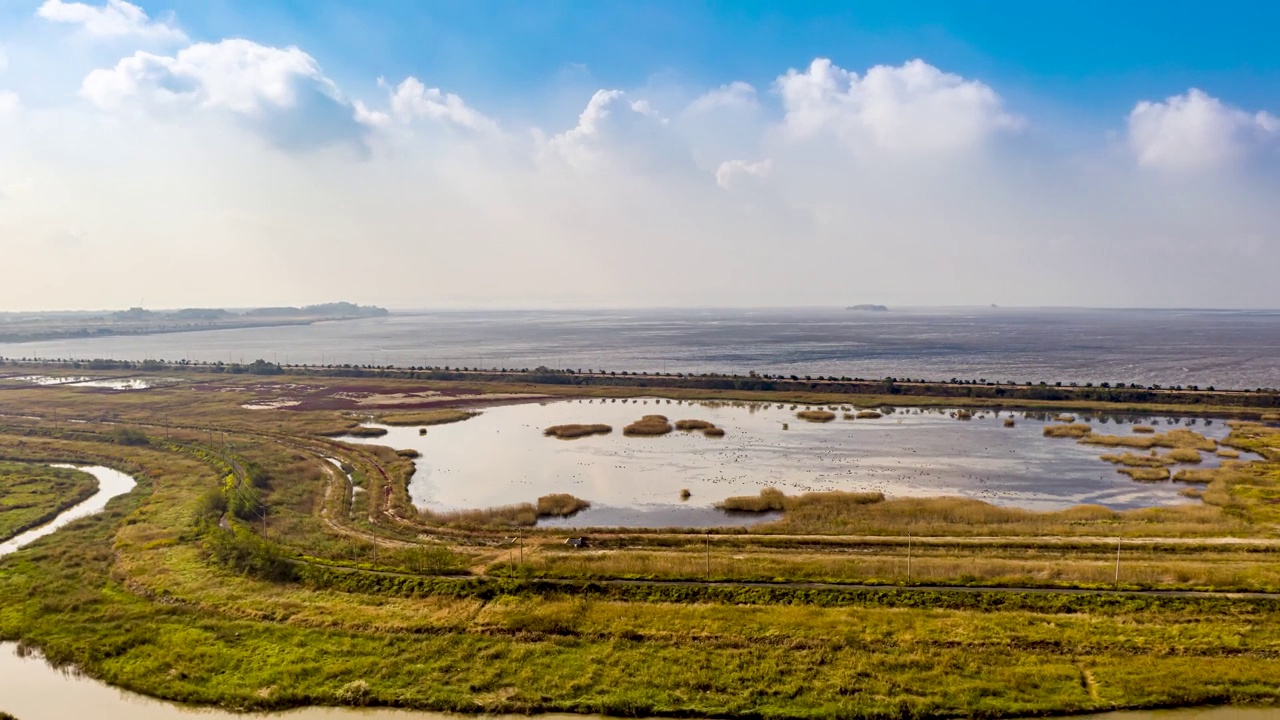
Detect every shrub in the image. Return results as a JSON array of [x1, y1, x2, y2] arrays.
[[113, 427, 150, 446], [1164, 448, 1204, 464], [1003, 418, 1016, 428], [1100, 453, 1173, 468], [718, 487, 884, 513], [703, 427, 726, 437], [544, 424, 612, 439], [1118, 467, 1171, 482], [674, 419, 715, 431], [623, 416, 673, 436], [797, 410, 837, 422], [855, 411, 882, 419], [536, 493, 591, 517], [1044, 423, 1093, 438], [1132, 425, 1156, 434], [1173, 468, 1217, 484]]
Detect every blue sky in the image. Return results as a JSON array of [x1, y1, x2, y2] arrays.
[[1, 1, 1278, 310], [148, 1, 1280, 117]]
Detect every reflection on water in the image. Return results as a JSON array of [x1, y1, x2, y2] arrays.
[[1, 375, 165, 390], [0, 466, 137, 558], [338, 399, 1256, 528]]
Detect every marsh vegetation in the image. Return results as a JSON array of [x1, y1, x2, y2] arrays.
[[2, 366, 1280, 719], [543, 423, 613, 439], [0, 463, 98, 541], [621, 414, 674, 436]]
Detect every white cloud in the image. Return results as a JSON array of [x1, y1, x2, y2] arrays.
[[688, 81, 758, 114], [715, 158, 771, 189], [380, 77, 498, 132], [541, 89, 675, 168], [0, 91, 19, 115], [36, 0, 186, 42], [82, 39, 338, 112], [1128, 88, 1280, 170], [776, 58, 1022, 155], [80, 39, 361, 150]]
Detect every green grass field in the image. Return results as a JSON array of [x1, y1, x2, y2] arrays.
[[2, 366, 1280, 718], [0, 462, 98, 541]]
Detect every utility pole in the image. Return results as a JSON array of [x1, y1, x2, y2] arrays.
[[705, 532, 711, 580], [907, 529, 913, 585], [1115, 537, 1122, 585]]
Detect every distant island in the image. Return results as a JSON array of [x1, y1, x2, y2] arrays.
[[0, 303, 389, 344], [846, 304, 889, 312]]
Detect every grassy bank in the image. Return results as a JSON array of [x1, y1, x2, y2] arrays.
[[0, 462, 98, 541], [1, 372, 1280, 717]]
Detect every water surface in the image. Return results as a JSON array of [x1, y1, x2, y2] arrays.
[[5, 307, 1280, 389], [339, 400, 1251, 528], [0, 466, 137, 557]]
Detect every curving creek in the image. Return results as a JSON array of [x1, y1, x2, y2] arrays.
[[0, 466, 1275, 720]]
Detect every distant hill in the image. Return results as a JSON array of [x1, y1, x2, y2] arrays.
[[846, 304, 889, 312], [0, 302, 390, 344], [244, 302, 389, 319]]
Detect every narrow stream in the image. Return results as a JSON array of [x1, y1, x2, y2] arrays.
[[1, 465, 1275, 719], [0, 465, 136, 558]]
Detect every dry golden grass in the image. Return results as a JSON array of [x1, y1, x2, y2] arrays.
[[1217, 449, 1241, 459], [1054, 414, 1077, 423], [1118, 467, 1172, 482], [1262, 413, 1280, 422], [1043, 423, 1093, 438], [1173, 468, 1218, 484], [427, 504, 537, 527], [377, 409, 478, 426], [718, 487, 885, 513], [797, 410, 837, 422], [1003, 418, 1016, 428], [1164, 447, 1204, 464], [396, 448, 421, 459], [1082, 428, 1217, 452], [842, 412, 855, 420], [1100, 452, 1174, 468], [623, 415, 674, 436], [535, 493, 590, 517], [679, 488, 691, 500], [543, 423, 613, 439], [702, 427, 726, 438], [955, 409, 973, 420], [855, 410, 882, 419], [1132, 425, 1156, 434], [719, 487, 787, 512], [1180, 487, 1204, 498], [674, 419, 715, 431]]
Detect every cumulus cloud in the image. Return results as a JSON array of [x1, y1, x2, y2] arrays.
[[377, 76, 498, 132], [776, 58, 1022, 155], [5, 45, 1280, 311], [1128, 88, 1280, 170], [0, 91, 19, 115], [81, 39, 361, 150], [541, 89, 676, 169], [714, 158, 771, 189], [36, 0, 186, 42], [688, 81, 758, 114]]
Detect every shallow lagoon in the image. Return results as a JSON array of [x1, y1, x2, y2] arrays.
[[339, 399, 1255, 528]]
